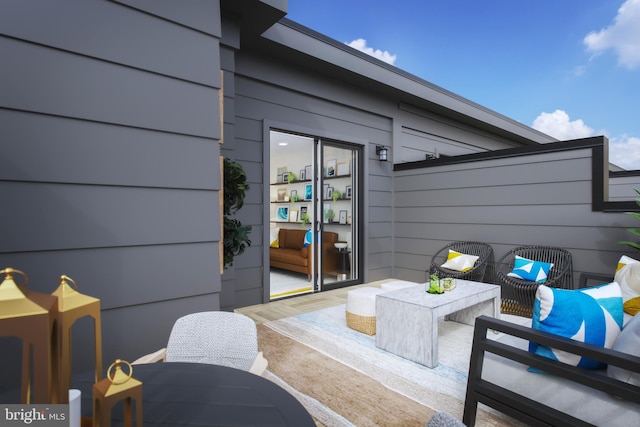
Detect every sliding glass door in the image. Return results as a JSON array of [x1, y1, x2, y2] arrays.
[[269, 130, 361, 299]]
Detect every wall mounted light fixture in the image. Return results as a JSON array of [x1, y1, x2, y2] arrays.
[[376, 145, 388, 161]]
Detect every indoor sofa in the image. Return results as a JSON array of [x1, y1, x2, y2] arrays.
[[269, 228, 339, 280], [463, 315, 640, 427]]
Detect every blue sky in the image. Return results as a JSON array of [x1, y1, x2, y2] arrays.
[[286, 0, 640, 169]]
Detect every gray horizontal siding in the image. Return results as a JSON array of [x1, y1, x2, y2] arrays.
[[0, 0, 222, 393], [393, 144, 638, 285]]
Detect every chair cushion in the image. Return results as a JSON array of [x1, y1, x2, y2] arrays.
[[614, 259, 640, 315], [607, 313, 640, 385], [529, 283, 624, 369], [440, 250, 479, 272], [508, 255, 553, 283]]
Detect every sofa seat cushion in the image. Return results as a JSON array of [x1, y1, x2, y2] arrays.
[[483, 330, 640, 426], [269, 247, 309, 266]]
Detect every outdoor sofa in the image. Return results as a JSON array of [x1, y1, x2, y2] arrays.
[[463, 315, 640, 426]]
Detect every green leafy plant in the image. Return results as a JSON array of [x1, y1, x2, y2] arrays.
[[618, 188, 640, 252], [223, 158, 252, 268], [427, 272, 444, 294], [300, 212, 311, 225], [326, 208, 335, 222], [332, 189, 342, 202]]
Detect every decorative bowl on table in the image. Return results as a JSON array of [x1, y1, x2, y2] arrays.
[[334, 242, 348, 250]]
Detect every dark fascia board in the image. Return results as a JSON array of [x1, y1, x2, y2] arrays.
[[261, 18, 557, 145], [220, 0, 287, 36], [395, 136, 635, 213]]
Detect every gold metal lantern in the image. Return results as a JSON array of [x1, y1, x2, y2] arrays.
[[0, 268, 57, 403], [52, 274, 103, 404], [93, 359, 143, 427]]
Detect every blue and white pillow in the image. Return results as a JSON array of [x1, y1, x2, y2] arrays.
[[529, 282, 624, 369], [507, 255, 554, 283], [303, 229, 313, 247]]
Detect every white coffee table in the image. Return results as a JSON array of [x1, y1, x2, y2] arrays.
[[375, 279, 500, 368]]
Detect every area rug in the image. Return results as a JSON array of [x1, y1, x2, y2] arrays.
[[257, 304, 529, 427]]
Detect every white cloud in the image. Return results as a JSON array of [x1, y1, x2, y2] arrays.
[[584, 0, 640, 69], [346, 38, 397, 65], [609, 135, 640, 169], [532, 110, 594, 140]]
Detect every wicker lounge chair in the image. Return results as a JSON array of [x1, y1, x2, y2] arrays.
[[429, 241, 495, 283], [495, 245, 573, 317]]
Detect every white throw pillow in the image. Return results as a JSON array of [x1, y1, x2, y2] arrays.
[[440, 250, 479, 272]]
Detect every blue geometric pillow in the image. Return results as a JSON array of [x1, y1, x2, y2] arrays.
[[529, 283, 624, 369], [508, 255, 554, 283], [303, 229, 313, 247]]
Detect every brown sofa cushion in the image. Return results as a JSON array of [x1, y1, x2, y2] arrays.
[[278, 229, 306, 250]]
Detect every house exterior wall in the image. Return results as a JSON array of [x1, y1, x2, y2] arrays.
[[392, 138, 638, 287], [220, 43, 545, 308], [0, 0, 222, 392]]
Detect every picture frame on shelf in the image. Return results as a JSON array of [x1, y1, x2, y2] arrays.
[[323, 184, 329, 200], [304, 184, 313, 200], [277, 188, 287, 201], [290, 210, 298, 222], [300, 206, 308, 215], [326, 186, 333, 200], [282, 172, 291, 183], [339, 210, 348, 224], [290, 189, 298, 200], [299, 169, 306, 180], [305, 165, 312, 180], [276, 206, 289, 221], [326, 159, 336, 177], [276, 167, 287, 183], [345, 185, 352, 199], [337, 162, 350, 176]]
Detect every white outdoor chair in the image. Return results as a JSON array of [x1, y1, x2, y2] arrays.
[[132, 311, 268, 376]]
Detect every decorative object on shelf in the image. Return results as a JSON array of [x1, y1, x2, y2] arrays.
[[290, 190, 299, 202], [277, 188, 287, 201], [287, 171, 298, 182], [326, 186, 333, 200], [345, 185, 352, 199], [305, 165, 312, 180], [304, 184, 313, 200], [339, 210, 348, 224], [326, 159, 337, 176], [376, 145, 389, 161], [0, 267, 57, 403], [323, 203, 331, 223], [277, 206, 289, 221], [282, 172, 291, 183], [326, 208, 335, 223], [290, 210, 298, 222], [276, 166, 287, 183], [93, 359, 143, 427], [337, 162, 350, 176], [299, 169, 306, 180], [426, 272, 444, 294], [223, 158, 251, 269], [332, 189, 342, 202], [52, 274, 103, 403], [300, 212, 311, 225]]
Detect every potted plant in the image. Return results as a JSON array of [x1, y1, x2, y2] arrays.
[[326, 208, 335, 223], [332, 189, 342, 202], [300, 212, 311, 225], [223, 158, 252, 268]]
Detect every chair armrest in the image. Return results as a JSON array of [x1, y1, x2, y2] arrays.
[[249, 351, 268, 376], [132, 348, 167, 365]]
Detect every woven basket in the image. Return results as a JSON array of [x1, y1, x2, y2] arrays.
[[346, 311, 376, 335]]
